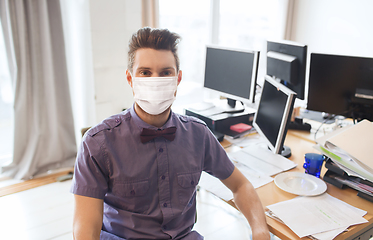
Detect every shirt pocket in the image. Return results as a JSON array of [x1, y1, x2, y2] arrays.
[[177, 171, 201, 207], [113, 179, 151, 213]]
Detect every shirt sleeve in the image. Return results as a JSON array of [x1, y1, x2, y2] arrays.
[[70, 134, 109, 199], [202, 127, 235, 180]]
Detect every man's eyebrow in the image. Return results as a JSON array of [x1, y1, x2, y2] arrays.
[[136, 67, 151, 71], [136, 67, 175, 71], [161, 67, 176, 71]]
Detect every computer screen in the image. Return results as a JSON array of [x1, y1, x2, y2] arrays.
[[253, 75, 296, 157], [307, 53, 373, 121], [267, 40, 307, 100], [204, 45, 260, 107]]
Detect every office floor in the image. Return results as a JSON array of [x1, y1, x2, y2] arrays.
[[0, 179, 280, 240]]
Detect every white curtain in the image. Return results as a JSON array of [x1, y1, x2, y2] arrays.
[[142, 0, 159, 28], [0, 0, 76, 180]]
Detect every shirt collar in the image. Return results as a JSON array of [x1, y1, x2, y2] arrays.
[[129, 104, 177, 130]]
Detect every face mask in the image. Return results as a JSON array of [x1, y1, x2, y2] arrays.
[[132, 76, 178, 115]]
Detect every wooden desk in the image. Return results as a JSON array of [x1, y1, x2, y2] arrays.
[[226, 130, 373, 240]]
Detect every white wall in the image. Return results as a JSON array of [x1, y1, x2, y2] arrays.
[[288, 0, 373, 106], [89, 0, 142, 123], [61, 0, 96, 143], [290, 0, 373, 57]]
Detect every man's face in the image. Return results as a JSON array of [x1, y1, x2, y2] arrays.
[[126, 48, 182, 86]]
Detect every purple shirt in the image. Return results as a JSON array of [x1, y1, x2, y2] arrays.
[[71, 106, 235, 239]]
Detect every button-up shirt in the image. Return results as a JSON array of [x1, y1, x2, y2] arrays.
[[71, 106, 235, 239]]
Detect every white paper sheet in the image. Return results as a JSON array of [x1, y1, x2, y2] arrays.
[[235, 163, 274, 189], [198, 164, 273, 201], [267, 193, 368, 238], [266, 209, 348, 240], [228, 146, 297, 176], [199, 171, 233, 201], [242, 145, 298, 172], [311, 227, 347, 240], [228, 150, 283, 176], [224, 132, 262, 148]]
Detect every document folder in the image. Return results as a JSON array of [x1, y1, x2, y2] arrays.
[[325, 119, 373, 173]]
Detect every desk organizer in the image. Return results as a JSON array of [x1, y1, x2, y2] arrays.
[[323, 158, 373, 203]]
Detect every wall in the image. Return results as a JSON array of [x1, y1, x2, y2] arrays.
[[61, 0, 97, 144], [288, 0, 373, 105], [89, 0, 142, 123], [290, 0, 373, 57]]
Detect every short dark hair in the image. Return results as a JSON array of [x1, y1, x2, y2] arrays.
[[127, 27, 181, 73]]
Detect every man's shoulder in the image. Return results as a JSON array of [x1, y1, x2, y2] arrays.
[[174, 112, 207, 127], [86, 111, 131, 137]]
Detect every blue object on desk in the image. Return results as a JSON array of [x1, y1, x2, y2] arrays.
[[303, 153, 325, 178]]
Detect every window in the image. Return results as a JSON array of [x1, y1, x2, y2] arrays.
[[219, 0, 283, 47], [0, 20, 14, 167], [159, 0, 286, 86], [219, 0, 284, 85], [159, 0, 211, 85]]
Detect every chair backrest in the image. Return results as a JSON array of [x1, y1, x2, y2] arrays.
[[81, 127, 91, 137]]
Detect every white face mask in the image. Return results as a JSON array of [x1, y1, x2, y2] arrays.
[[132, 76, 178, 115]]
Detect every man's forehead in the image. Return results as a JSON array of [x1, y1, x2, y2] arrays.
[[133, 48, 177, 70]]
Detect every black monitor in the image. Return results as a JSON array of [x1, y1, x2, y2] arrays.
[[253, 75, 296, 158], [267, 40, 307, 100], [307, 53, 373, 121], [203, 45, 260, 111]]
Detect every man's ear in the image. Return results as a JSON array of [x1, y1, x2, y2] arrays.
[[126, 69, 133, 87], [177, 70, 182, 86]]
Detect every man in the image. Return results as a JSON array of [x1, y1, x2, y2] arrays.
[[71, 27, 270, 240]]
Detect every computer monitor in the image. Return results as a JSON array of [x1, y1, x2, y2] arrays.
[[253, 75, 296, 158], [307, 53, 373, 121], [203, 45, 260, 110], [267, 40, 307, 100]]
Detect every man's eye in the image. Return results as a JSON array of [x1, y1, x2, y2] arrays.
[[162, 71, 172, 76], [140, 71, 151, 76]]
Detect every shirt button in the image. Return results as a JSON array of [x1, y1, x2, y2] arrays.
[[130, 190, 135, 195], [159, 148, 163, 153], [191, 181, 195, 185], [163, 225, 167, 230], [161, 175, 166, 180], [115, 119, 119, 123], [163, 203, 167, 207]]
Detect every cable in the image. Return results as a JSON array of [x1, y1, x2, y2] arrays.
[[313, 107, 359, 142]]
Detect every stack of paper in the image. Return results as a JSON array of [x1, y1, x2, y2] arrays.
[[198, 145, 297, 201], [229, 145, 297, 176], [266, 193, 368, 240], [315, 119, 373, 183], [198, 162, 274, 201]]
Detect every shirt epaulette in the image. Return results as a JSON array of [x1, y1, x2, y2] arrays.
[[178, 115, 207, 126], [87, 116, 122, 137]]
